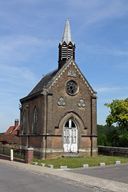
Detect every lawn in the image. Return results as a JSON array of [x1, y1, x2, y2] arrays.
[[33, 155, 128, 168]]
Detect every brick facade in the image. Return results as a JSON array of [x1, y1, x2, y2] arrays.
[[20, 20, 97, 159]]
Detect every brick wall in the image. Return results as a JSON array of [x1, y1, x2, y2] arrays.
[[20, 61, 97, 158]]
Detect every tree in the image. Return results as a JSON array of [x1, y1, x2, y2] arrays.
[[97, 125, 108, 146], [97, 124, 119, 146], [105, 98, 128, 130]]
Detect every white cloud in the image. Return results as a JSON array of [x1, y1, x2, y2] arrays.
[[0, 62, 38, 103], [68, 0, 128, 34], [83, 44, 128, 57], [0, 63, 36, 83], [96, 86, 128, 93], [2, 0, 127, 29], [100, 47, 128, 56], [0, 35, 56, 65], [86, 0, 128, 25], [0, 62, 37, 131]]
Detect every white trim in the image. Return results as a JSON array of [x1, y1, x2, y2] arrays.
[[79, 149, 91, 152], [45, 149, 64, 153], [79, 148, 98, 152], [48, 59, 95, 94]]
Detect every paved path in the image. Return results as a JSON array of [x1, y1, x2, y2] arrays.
[[0, 162, 95, 192], [69, 164, 128, 184], [0, 159, 128, 192]]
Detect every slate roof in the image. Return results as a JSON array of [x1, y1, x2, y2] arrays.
[[20, 57, 96, 102], [28, 69, 58, 96]]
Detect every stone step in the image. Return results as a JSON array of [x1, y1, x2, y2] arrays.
[[62, 153, 79, 157]]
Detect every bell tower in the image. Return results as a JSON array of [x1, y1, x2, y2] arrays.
[[58, 19, 75, 69]]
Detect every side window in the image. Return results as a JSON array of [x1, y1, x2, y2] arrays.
[[22, 110, 27, 134], [32, 107, 38, 134]]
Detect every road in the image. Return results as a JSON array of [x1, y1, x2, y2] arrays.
[[69, 164, 128, 184], [0, 162, 107, 192]]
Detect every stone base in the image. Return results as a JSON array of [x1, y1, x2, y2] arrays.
[[21, 145, 98, 159], [35, 148, 98, 159]]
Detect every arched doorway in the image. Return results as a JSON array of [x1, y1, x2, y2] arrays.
[[63, 119, 78, 153]]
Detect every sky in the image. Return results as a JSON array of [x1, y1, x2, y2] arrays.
[[0, 0, 128, 132]]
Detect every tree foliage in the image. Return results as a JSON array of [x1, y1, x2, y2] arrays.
[[98, 98, 128, 147], [97, 124, 128, 147], [105, 98, 128, 129], [97, 124, 118, 146]]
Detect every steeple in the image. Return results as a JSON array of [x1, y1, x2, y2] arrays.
[[58, 19, 75, 69], [62, 19, 72, 44]]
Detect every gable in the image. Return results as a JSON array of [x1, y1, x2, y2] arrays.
[[21, 58, 96, 102], [47, 58, 96, 96]]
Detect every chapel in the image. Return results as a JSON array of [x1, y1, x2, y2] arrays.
[[20, 20, 97, 159]]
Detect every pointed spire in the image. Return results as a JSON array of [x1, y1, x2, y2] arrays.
[[62, 19, 72, 44], [58, 19, 75, 69]]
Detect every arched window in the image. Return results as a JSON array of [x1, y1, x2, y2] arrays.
[[22, 110, 27, 134], [64, 119, 76, 129], [32, 107, 38, 134]]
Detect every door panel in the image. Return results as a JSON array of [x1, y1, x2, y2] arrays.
[[63, 119, 78, 153]]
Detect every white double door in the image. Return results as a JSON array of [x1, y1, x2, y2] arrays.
[[63, 119, 78, 153]]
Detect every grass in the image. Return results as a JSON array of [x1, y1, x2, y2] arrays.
[[33, 155, 128, 169]]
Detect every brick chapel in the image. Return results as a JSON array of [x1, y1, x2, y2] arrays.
[[20, 20, 97, 159]]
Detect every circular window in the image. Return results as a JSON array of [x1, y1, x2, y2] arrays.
[[66, 80, 78, 95]]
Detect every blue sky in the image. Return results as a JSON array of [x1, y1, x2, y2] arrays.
[[0, 0, 128, 132]]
